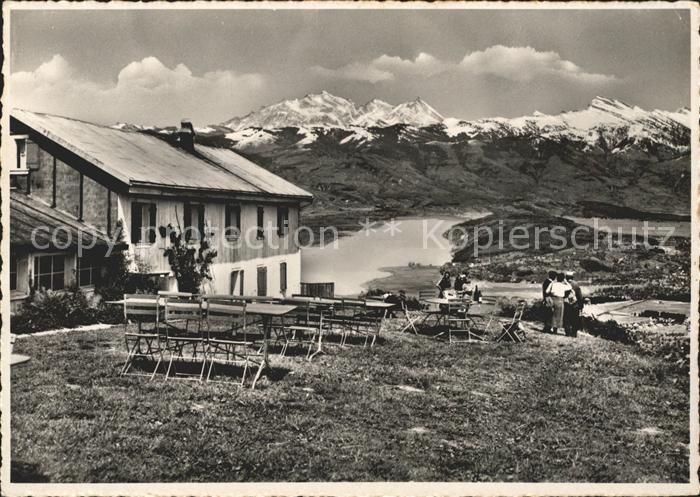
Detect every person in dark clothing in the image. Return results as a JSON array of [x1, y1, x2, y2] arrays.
[[437, 272, 452, 298], [564, 271, 584, 337], [454, 272, 467, 293], [542, 270, 557, 333]]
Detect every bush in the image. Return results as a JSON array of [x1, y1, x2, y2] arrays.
[[163, 224, 217, 294], [12, 287, 100, 334], [360, 288, 421, 310], [96, 221, 160, 301], [580, 257, 614, 272], [498, 298, 550, 322]]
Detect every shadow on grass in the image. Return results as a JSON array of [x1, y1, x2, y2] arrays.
[[11, 461, 50, 483]]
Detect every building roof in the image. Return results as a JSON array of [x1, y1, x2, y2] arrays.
[[11, 109, 313, 200], [10, 191, 114, 249]]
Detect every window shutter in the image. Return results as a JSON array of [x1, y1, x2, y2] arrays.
[[257, 206, 264, 239], [257, 266, 267, 296], [183, 204, 192, 241], [131, 203, 142, 243], [148, 204, 157, 243], [225, 206, 231, 230], [240, 270, 245, 296], [280, 262, 287, 292]]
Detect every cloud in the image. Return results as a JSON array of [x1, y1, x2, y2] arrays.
[[311, 62, 393, 83], [312, 46, 617, 86], [10, 55, 266, 125], [459, 45, 618, 84], [311, 52, 446, 83]]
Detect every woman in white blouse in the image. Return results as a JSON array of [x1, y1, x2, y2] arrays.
[[546, 272, 572, 334]]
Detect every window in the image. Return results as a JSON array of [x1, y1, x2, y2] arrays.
[[256, 206, 265, 239], [78, 253, 102, 287], [277, 207, 289, 236], [230, 269, 244, 296], [131, 202, 157, 244], [14, 137, 27, 171], [225, 204, 241, 241], [10, 255, 18, 291], [257, 266, 267, 296], [33, 254, 65, 291], [280, 262, 287, 293], [184, 203, 205, 242]]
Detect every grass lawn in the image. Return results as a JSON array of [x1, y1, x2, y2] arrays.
[[11, 321, 689, 483]]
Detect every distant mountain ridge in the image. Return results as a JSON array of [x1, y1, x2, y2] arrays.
[[220, 91, 445, 130], [112, 92, 691, 219]]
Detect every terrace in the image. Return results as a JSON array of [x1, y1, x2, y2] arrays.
[[10, 311, 690, 483]]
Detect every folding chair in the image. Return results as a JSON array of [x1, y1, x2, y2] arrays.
[[464, 296, 499, 337], [322, 299, 349, 345], [350, 304, 386, 348], [496, 300, 528, 342], [329, 298, 370, 346], [447, 297, 484, 343], [163, 297, 207, 381], [417, 288, 443, 328], [204, 299, 261, 385], [285, 303, 324, 358], [120, 294, 165, 379], [398, 298, 421, 334]]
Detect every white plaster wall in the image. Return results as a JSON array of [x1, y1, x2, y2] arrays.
[[205, 251, 301, 297]]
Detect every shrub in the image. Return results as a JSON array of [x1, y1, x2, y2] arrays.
[[12, 287, 100, 335], [580, 257, 614, 272], [163, 224, 217, 294], [360, 288, 421, 310], [498, 298, 549, 322], [96, 221, 160, 301]]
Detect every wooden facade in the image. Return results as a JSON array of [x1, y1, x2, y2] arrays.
[[124, 196, 301, 274]]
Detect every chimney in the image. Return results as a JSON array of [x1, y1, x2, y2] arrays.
[[177, 119, 195, 153]]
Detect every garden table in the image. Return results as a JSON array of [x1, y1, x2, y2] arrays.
[[244, 303, 297, 388], [418, 297, 471, 337]]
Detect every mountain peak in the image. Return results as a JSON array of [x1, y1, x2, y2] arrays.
[[589, 96, 634, 112], [222, 92, 445, 129]]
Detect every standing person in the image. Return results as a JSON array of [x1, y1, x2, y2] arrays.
[[545, 272, 572, 335], [564, 271, 584, 337], [542, 270, 557, 333], [437, 271, 452, 298]]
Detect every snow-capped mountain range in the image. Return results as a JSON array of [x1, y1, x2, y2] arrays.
[[214, 92, 689, 154], [108, 91, 690, 217], [221, 91, 445, 130]]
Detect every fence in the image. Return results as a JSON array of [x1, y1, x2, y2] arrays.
[[300, 282, 335, 298]]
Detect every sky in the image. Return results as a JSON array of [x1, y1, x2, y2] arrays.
[[8, 7, 692, 127]]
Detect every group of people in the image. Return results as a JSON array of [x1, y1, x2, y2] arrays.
[[437, 271, 482, 301], [542, 270, 584, 337]]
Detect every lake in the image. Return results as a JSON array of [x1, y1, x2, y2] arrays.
[[301, 213, 485, 296]]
